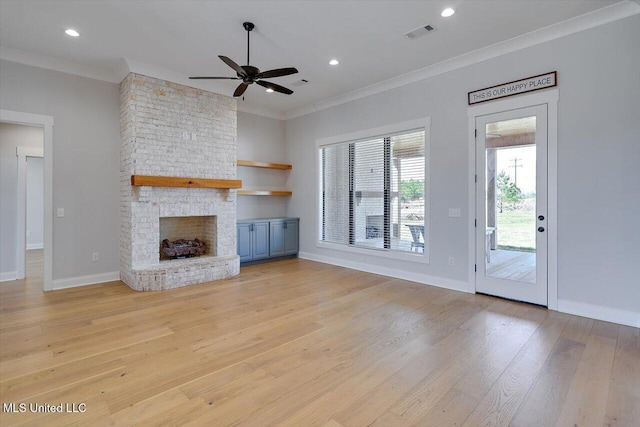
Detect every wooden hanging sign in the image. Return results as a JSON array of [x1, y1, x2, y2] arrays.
[[468, 71, 557, 105]]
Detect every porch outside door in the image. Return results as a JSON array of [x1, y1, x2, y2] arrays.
[[475, 104, 548, 306]]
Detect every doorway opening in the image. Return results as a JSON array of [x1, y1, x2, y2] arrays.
[[0, 123, 44, 284], [476, 105, 547, 306]]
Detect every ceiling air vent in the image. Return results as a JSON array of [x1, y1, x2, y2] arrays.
[[290, 79, 309, 87], [405, 24, 435, 39]]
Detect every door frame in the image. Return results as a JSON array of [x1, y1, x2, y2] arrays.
[[1, 109, 54, 291], [475, 104, 547, 305], [467, 89, 558, 309]]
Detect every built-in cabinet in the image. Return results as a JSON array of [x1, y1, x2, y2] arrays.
[[237, 218, 299, 265], [237, 221, 269, 263]]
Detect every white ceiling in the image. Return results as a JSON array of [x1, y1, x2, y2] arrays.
[[0, 0, 635, 118]]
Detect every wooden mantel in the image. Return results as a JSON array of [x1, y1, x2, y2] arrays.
[[131, 175, 242, 189]]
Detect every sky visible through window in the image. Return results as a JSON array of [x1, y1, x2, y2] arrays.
[[496, 145, 536, 194]]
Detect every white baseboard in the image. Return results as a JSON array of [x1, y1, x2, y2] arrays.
[[298, 251, 471, 294], [26, 243, 44, 250], [0, 271, 17, 282], [52, 271, 120, 290], [557, 299, 640, 328]]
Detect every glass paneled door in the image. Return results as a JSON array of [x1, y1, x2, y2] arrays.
[[475, 105, 548, 306]]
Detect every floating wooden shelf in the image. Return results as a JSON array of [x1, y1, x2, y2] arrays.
[[237, 160, 292, 170], [238, 190, 292, 196], [131, 175, 242, 189]]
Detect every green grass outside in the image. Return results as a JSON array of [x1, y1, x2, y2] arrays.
[[496, 211, 536, 251]]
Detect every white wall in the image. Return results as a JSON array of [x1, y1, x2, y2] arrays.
[[26, 156, 44, 249], [0, 123, 43, 279], [285, 15, 640, 319], [237, 111, 288, 220], [0, 60, 120, 281]]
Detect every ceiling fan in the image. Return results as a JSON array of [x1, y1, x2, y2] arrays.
[[189, 22, 298, 97]]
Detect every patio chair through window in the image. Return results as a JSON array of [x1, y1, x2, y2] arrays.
[[406, 224, 425, 252]]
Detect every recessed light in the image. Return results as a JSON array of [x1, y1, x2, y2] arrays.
[[329, 59, 339, 66], [65, 28, 80, 37], [441, 8, 455, 18], [265, 88, 274, 93]]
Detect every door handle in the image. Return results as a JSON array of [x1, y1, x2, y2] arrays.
[[538, 226, 545, 232], [538, 215, 545, 221]]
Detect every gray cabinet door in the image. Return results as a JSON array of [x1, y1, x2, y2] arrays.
[[284, 219, 299, 255], [269, 221, 285, 257], [237, 223, 253, 263], [252, 222, 270, 260]]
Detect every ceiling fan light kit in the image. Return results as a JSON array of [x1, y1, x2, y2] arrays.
[[189, 21, 298, 97]]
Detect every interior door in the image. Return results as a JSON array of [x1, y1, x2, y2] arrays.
[[475, 104, 548, 305]]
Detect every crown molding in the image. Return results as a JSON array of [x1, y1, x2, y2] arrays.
[[236, 104, 285, 120], [284, 0, 640, 120], [0, 45, 120, 83], [0, 49, 285, 120]]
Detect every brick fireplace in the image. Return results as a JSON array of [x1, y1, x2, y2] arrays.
[[119, 73, 240, 291]]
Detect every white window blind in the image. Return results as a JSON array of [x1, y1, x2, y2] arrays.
[[319, 129, 426, 255]]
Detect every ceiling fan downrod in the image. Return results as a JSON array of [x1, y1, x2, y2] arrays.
[[243, 22, 254, 66]]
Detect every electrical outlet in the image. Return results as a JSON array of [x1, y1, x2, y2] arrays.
[[448, 256, 455, 266], [56, 208, 65, 217], [448, 208, 461, 218], [182, 131, 189, 140], [26, 230, 31, 237], [92, 252, 99, 262], [191, 132, 197, 141]]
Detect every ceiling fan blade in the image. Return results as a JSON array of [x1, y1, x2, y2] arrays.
[[219, 55, 247, 77], [233, 83, 249, 97], [189, 76, 240, 80], [256, 80, 294, 95], [255, 67, 299, 79]]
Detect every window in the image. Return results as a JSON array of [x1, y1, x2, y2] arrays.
[[318, 119, 429, 260]]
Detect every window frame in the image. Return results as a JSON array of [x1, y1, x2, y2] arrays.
[[316, 117, 431, 263]]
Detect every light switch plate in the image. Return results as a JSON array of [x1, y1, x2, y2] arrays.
[[448, 208, 461, 218], [56, 208, 65, 217]]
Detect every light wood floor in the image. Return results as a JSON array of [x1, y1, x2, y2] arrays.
[[0, 259, 638, 426], [25, 249, 43, 281]]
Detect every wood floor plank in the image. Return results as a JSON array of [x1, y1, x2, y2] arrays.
[[321, 420, 345, 427], [409, 388, 479, 427], [561, 315, 594, 344], [275, 299, 493, 427], [460, 312, 570, 427], [603, 325, 640, 427], [0, 358, 126, 403], [509, 337, 585, 427], [339, 302, 541, 427], [555, 325, 618, 426], [0, 350, 53, 381], [108, 388, 191, 425], [0, 257, 635, 426]]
